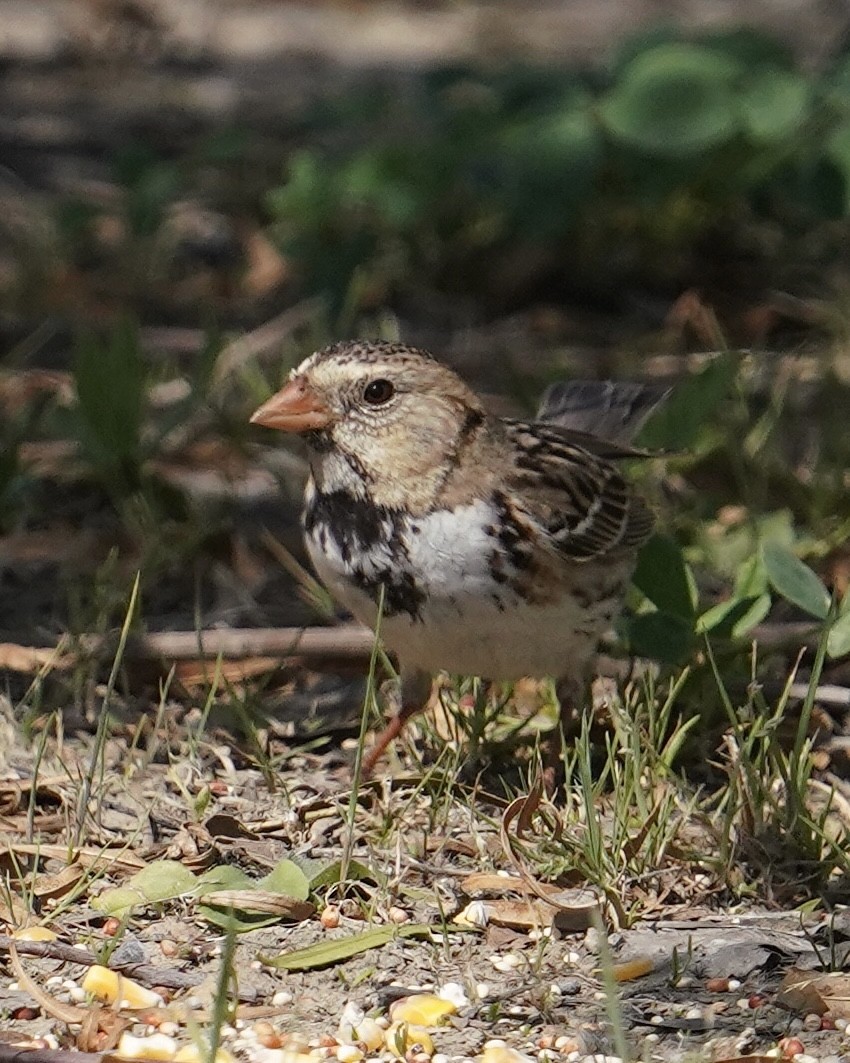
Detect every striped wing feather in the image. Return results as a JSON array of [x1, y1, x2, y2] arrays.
[[503, 421, 654, 563]]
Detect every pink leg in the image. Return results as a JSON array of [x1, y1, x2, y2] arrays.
[[362, 668, 432, 777]]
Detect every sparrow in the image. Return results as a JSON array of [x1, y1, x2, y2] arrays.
[[251, 340, 668, 779]]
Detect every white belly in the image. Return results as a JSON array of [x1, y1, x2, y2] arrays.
[[307, 500, 627, 680]]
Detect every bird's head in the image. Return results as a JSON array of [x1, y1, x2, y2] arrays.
[[251, 341, 486, 506]]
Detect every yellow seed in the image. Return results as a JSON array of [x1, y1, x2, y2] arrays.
[[335, 1047, 363, 1063], [390, 995, 457, 1027], [116, 1033, 177, 1060], [82, 966, 164, 1009], [174, 1045, 235, 1063], [384, 1023, 434, 1059], [354, 1017, 384, 1052], [12, 927, 57, 942], [479, 1047, 535, 1063]]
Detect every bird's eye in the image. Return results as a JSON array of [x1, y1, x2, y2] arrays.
[[362, 379, 395, 405]]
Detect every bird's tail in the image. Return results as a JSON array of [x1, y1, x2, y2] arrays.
[[536, 379, 671, 445]]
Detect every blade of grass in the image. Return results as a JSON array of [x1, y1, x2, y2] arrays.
[[73, 573, 140, 849]]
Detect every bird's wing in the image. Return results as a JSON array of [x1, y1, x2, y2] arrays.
[[536, 379, 671, 446], [502, 420, 654, 563]]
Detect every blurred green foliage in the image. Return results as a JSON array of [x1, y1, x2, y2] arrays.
[[266, 26, 850, 312]]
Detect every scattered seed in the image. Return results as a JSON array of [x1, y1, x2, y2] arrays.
[[321, 906, 341, 930], [489, 953, 521, 973], [272, 991, 293, 1007], [706, 978, 729, 993], [554, 1038, 580, 1054], [11, 1006, 40, 1020], [727, 979, 742, 990]]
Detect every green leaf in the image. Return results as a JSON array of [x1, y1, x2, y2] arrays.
[[825, 122, 850, 214], [762, 542, 830, 620], [259, 860, 310, 900], [697, 27, 794, 70], [74, 321, 144, 472], [828, 611, 850, 659], [638, 352, 738, 450], [497, 95, 601, 237], [196, 866, 251, 891], [738, 69, 810, 143], [623, 611, 693, 664], [733, 551, 769, 598], [598, 44, 740, 157], [260, 924, 437, 972], [698, 593, 771, 639], [307, 858, 385, 891], [93, 860, 197, 916], [633, 535, 695, 620]]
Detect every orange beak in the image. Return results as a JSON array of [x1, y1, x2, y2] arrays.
[[250, 377, 333, 433]]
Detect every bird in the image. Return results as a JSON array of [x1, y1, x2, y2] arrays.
[[251, 340, 668, 782]]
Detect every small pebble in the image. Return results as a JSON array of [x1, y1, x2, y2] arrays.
[[475, 984, 490, 1000], [684, 1007, 703, 1020], [727, 979, 742, 991], [272, 991, 293, 1007], [803, 1014, 822, 1032], [560, 979, 581, 996]]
